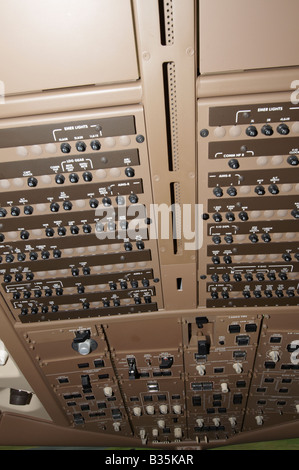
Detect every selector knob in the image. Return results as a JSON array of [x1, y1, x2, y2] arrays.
[[60, 143, 71, 153], [255, 185, 265, 195], [125, 167, 135, 177], [11, 206, 20, 216], [261, 124, 273, 136], [83, 171, 93, 182], [268, 183, 279, 194], [27, 176, 38, 187], [277, 123, 289, 135], [55, 174, 65, 184], [246, 125, 258, 137], [90, 140, 101, 151], [212, 418, 220, 427], [50, 202, 59, 212], [63, 201, 72, 211], [69, 173, 79, 183], [213, 186, 223, 197], [287, 155, 299, 166], [76, 141, 86, 152], [196, 419, 204, 428], [228, 158, 239, 169]]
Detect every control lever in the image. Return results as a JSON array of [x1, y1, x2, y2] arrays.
[[127, 357, 139, 379], [72, 330, 98, 356]]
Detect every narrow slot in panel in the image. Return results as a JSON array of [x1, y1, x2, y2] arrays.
[[163, 62, 179, 172], [158, 0, 174, 46]]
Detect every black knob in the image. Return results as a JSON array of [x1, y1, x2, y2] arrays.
[[109, 282, 117, 290], [70, 225, 79, 234], [287, 155, 299, 166], [222, 273, 230, 282], [90, 140, 101, 151], [125, 167, 135, 177], [249, 233, 259, 243], [243, 290, 251, 298], [4, 274, 12, 283], [83, 267, 90, 275], [124, 242, 133, 251], [17, 253, 26, 261], [268, 183, 279, 195], [56, 288, 63, 295], [211, 274, 219, 282], [15, 273, 23, 282], [227, 186, 237, 196], [226, 212, 235, 221], [233, 273, 242, 282], [50, 202, 60, 212], [223, 255, 232, 264], [129, 194, 138, 204], [253, 290, 262, 298], [0, 233, 4, 242], [102, 197, 112, 207], [282, 253, 292, 262], [63, 201, 73, 211], [5, 254, 14, 263], [212, 235, 221, 244], [291, 209, 299, 219], [27, 176, 38, 187], [20, 230, 29, 240], [256, 273, 264, 281], [213, 187, 223, 197], [41, 250, 50, 259], [53, 249, 61, 258], [261, 124, 273, 136], [26, 272, 34, 280], [245, 273, 253, 281], [24, 205, 34, 215], [83, 171, 93, 182], [277, 123, 289, 135], [83, 224, 91, 233], [0, 208, 7, 217], [11, 206, 20, 216], [246, 125, 258, 137], [89, 198, 99, 208], [238, 211, 248, 221], [69, 173, 79, 183], [45, 288, 52, 296], [213, 213, 222, 222], [224, 235, 233, 244], [136, 240, 145, 250], [120, 281, 127, 289], [261, 233, 271, 243], [30, 252, 38, 260], [212, 256, 220, 264], [60, 143, 71, 153], [255, 185, 265, 195], [45, 228, 54, 237], [228, 159, 239, 169], [267, 272, 276, 281], [55, 174, 65, 184], [71, 268, 79, 276], [57, 227, 66, 236], [275, 289, 284, 298], [76, 141, 86, 152], [77, 285, 85, 294], [279, 272, 288, 280], [34, 290, 42, 297], [211, 291, 218, 299]]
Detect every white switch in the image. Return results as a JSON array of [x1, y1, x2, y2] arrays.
[[0, 341, 8, 366], [233, 362, 243, 374], [152, 428, 159, 437], [146, 405, 155, 415], [133, 406, 142, 416], [255, 415, 263, 426], [103, 386, 113, 397], [113, 422, 121, 432], [269, 350, 280, 362], [212, 418, 220, 427], [296, 404, 299, 414], [157, 419, 165, 429], [173, 404, 182, 415], [229, 417, 237, 427], [196, 365, 206, 376], [174, 427, 182, 439], [159, 404, 168, 415], [221, 382, 229, 393], [196, 418, 204, 428]]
